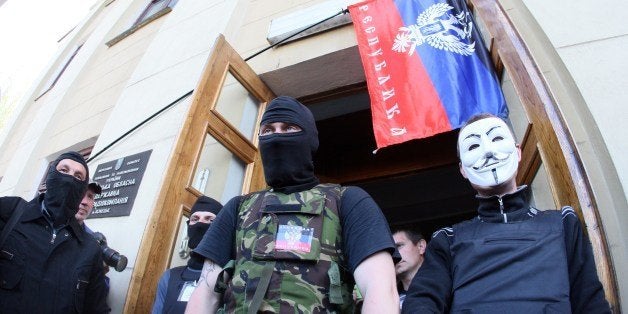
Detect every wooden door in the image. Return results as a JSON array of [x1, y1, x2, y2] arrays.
[[124, 35, 274, 313]]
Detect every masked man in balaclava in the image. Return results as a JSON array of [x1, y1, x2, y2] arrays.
[[402, 113, 610, 313], [152, 195, 222, 314], [186, 96, 399, 313], [0, 151, 110, 313]]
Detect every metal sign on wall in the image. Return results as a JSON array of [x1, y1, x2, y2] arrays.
[[89, 150, 152, 218]]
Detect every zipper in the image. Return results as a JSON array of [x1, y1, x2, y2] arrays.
[[498, 197, 507, 223], [50, 229, 57, 244], [76, 279, 89, 290]]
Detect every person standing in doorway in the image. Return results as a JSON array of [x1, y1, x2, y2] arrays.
[[402, 113, 610, 313], [185, 96, 398, 313], [152, 195, 223, 314], [392, 229, 426, 308]]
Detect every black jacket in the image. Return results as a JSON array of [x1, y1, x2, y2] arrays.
[[402, 186, 610, 314], [0, 195, 110, 313]]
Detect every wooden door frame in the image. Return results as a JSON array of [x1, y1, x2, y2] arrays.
[[123, 35, 274, 313], [470, 0, 618, 309]]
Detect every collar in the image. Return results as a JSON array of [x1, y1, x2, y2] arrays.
[[270, 180, 320, 195], [68, 218, 86, 242], [187, 252, 205, 270], [476, 185, 538, 223], [21, 194, 48, 222], [25, 194, 87, 242], [397, 281, 407, 293]]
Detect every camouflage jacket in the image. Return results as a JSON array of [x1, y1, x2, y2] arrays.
[[219, 184, 355, 313]]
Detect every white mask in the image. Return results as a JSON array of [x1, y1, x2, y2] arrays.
[[458, 117, 519, 187]]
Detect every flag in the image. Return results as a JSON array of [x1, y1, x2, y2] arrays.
[[348, 0, 508, 150]]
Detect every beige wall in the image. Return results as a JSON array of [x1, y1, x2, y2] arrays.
[[225, 0, 361, 75], [519, 0, 628, 199]]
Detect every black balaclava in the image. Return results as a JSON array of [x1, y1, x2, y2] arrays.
[[259, 96, 320, 194], [186, 195, 222, 249], [187, 196, 222, 270], [43, 151, 89, 227]]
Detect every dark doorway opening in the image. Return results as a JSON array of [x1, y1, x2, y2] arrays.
[[307, 91, 477, 238]]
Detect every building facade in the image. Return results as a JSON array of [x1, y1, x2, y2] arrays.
[[0, 0, 625, 312]]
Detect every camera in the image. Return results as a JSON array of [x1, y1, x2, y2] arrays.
[[92, 232, 128, 272]]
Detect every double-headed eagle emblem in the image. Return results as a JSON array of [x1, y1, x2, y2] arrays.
[[284, 226, 301, 246], [392, 3, 476, 56]]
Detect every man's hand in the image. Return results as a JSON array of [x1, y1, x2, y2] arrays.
[[354, 251, 400, 313], [185, 259, 223, 313]]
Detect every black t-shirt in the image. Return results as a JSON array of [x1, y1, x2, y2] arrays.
[[194, 186, 395, 273]]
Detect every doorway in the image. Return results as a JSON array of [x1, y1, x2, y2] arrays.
[[306, 91, 477, 238], [239, 27, 616, 306], [257, 46, 481, 237]]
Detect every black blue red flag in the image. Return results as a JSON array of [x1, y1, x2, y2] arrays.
[[349, 0, 508, 150]]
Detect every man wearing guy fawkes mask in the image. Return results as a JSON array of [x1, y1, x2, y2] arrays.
[[402, 114, 610, 313], [0, 151, 110, 313], [187, 96, 399, 313], [152, 195, 222, 314]]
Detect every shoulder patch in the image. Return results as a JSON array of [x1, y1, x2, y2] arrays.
[[528, 207, 539, 217], [561, 206, 577, 220], [432, 227, 453, 239]]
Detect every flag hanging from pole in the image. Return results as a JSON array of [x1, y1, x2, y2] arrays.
[[348, 0, 508, 150]]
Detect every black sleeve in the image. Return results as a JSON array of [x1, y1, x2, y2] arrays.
[[193, 196, 241, 268], [402, 229, 453, 313], [340, 186, 395, 273], [562, 208, 611, 313], [0, 197, 23, 224], [85, 246, 111, 313]]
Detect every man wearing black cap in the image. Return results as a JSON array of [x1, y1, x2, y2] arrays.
[[75, 181, 102, 227], [187, 96, 398, 313], [152, 195, 223, 314], [0, 151, 110, 313]]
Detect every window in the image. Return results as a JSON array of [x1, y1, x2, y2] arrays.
[[169, 212, 191, 268], [35, 44, 83, 101], [191, 133, 247, 203], [134, 0, 175, 27], [106, 0, 177, 47]]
